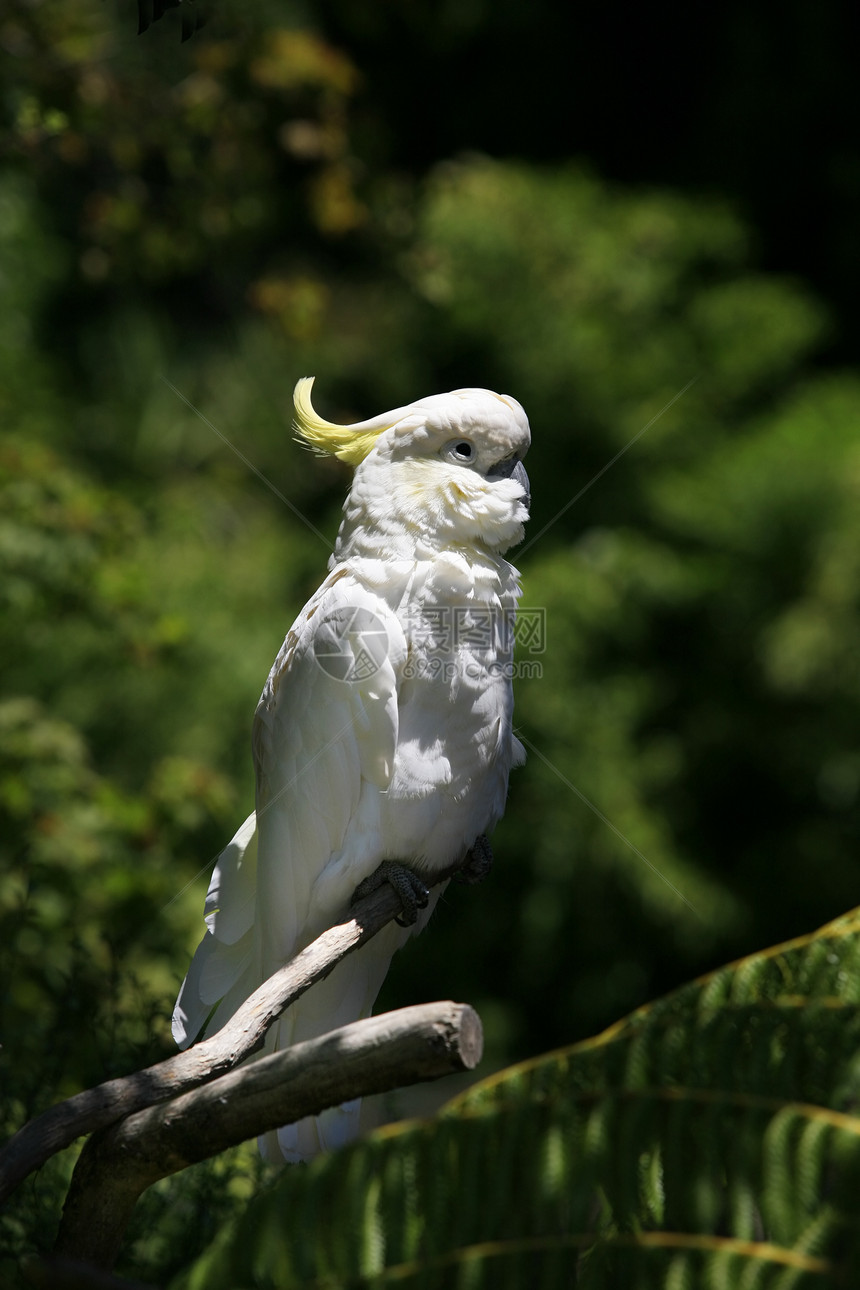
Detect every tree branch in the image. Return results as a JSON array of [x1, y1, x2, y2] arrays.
[[54, 1001, 482, 1269], [0, 855, 470, 1202]]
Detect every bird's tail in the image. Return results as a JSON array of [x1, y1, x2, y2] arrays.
[[172, 812, 258, 1048], [172, 813, 416, 1164], [259, 920, 407, 1163]]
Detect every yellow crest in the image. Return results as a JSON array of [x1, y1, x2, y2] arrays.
[[293, 377, 393, 465]]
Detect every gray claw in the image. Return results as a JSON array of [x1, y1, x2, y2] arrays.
[[352, 860, 430, 926], [454, 834, 494, 885]]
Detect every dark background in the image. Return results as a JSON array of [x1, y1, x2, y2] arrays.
[[1, 1, 858, 1278]]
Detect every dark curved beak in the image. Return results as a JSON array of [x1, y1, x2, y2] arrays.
[[488, 454, 530, 512], [511, 460, 530, 511]]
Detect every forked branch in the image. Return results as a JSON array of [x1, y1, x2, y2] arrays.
[[54, 1000, 482, 1269], [0, 853, 473, 1202]]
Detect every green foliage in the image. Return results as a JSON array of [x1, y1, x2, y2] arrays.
[[2, 0, 364, 288], [377, 158, 860, 1058], [407, 158, 827, 421], [0, 292, 320, 1277], [174, 905, 860, 1288], [1, 3, 859, 1283], [0, 431, 253, 1270]]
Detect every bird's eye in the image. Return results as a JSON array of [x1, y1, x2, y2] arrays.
[[444, 439, 475, 464]]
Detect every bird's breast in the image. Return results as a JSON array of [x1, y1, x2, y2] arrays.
[[375, 552, 521, 870]]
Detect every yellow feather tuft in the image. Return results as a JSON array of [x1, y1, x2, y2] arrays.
[[292, 377, 391, 465]]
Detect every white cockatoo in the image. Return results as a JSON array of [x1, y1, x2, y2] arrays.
[[172, 378, 530, 1162]]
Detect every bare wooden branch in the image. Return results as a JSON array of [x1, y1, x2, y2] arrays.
[[54, 1001, 482, 1270], [0, 854, 472, 1202]]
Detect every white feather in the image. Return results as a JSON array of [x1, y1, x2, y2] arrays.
[[173, 385, 531, 1160]]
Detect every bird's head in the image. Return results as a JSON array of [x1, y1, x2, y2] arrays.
[[294, 378, 531, 556]]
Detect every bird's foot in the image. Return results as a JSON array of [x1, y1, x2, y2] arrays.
[[352, 861, 430, 927], [454, 834, 494, 885]]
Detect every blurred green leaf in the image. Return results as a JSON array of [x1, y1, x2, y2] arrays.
[[174, 906, 860, 1289]]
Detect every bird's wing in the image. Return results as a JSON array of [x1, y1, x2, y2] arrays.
[[252, 569, 406, 976], [252, 570, 413, 1162], [171, 811, 258, 1045], [173, 568, 407, 1049]]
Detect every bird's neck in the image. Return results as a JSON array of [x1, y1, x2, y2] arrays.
[[329, 540, 521, 616], [334, 523, 497, 564], [333, 461, 526, 564]]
